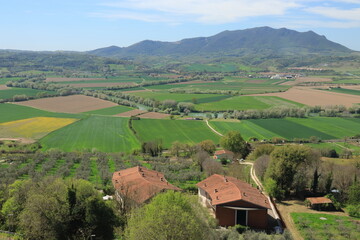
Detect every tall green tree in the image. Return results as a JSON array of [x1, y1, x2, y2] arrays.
[[265, 145, 313, 198], [125, 191, 217, 240], [220, 131, 250, 158]]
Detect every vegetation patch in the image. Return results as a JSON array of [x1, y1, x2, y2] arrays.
[[0, 117, 78, 139], [40, 116, 140, 152], [291, 212, 360, 240], [0, 87, 55, 100]]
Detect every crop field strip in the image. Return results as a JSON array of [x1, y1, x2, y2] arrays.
[[0, 87, 56, 100], [325, 88, 360, 96], [14, 95, 118, 113], [83, 105, 134, 115], [40, 115, 140, 152], [209, 117, 360, 141], [0, 103, 82, 123], [0, 117, 78, 139], [132, 119, 220, 148], [195, 96, 303, 111]]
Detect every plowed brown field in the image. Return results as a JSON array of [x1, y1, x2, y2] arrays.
[[138, 112, 170, 119], [250, 87, 360, 107], [14, 95, 117, 113], [280, 77, 332, 86], [116, 109, 147, 117]]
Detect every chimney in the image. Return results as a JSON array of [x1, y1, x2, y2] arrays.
[[118, 172, 121, 176], [142, 173, 145, 177], [160, 177, 164, 182], [243, 192, 246, 197], [204, 183, 207, 187], [214, 189, 218, 193]]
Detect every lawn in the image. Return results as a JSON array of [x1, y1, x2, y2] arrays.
[[0, 87, 55, 100], [83, 105, 134, 115], [291, 212, 360, 240], [132, 119, 220, 148], [195, 96, 303, 112], [40, 116, 140, 152], [0, 103, 81, 123]]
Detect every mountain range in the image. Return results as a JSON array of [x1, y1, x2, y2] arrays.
[[88, 27, 352, 58]]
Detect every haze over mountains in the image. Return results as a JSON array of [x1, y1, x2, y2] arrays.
[[88, 27, 352, 58]]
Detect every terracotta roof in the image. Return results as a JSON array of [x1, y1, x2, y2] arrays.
[[112, 166, 181, 204], [214, 150, 234, 155], [306, 197, 333, 205], [196, 174, 270, 209]]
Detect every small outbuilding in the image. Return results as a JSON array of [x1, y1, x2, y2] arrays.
[[213, 150, 234, 161], [112, 166, 181, 207], [305, 197, 334, 211], [196, 174, 270, 229]]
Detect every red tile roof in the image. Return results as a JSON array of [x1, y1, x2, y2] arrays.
[[112, 166, 181, 204], [306, 197, 333, 205], [196, 174, 270, 209], [214, 150, 234, 155]]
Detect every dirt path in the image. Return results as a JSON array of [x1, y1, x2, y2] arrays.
[[205, 120, 223, 136]]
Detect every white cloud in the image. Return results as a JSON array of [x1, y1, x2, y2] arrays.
[[99, 0, 299, 24], [307, 6, 360, 21]]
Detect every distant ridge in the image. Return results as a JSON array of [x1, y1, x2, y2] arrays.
[[88, 27, 352, 58]]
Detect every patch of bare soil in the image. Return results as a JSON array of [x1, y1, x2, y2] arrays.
[[0, 85, 9, 90], [138, 112, 170, 119], [280, 77, 332, 86], [249, 87, 360, 107], [14, 95, 117, 113], [65, 82, 137, 88], [45, 77, 106, 82], [116, 109, 147, 117]]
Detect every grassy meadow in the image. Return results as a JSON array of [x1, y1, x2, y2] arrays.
[[83, 105, 134, 115], [40, 116, 140, 152], [291, 212, 360, 240]]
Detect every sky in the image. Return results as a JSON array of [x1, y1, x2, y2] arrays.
[[0, 0, 360, 51]]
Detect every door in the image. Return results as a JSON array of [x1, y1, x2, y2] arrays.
[[236, 210, 247, 226]]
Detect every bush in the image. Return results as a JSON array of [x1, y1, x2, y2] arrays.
[[347, 204, 360, 218]]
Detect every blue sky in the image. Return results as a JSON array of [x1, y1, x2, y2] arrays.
[[1, 0, 360, 51]]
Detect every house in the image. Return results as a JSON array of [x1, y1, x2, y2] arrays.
[[112, 166, 181, 207], [196, 174, 270, 229], [305, 197, 334, 211], [213, 150, 234, 161]]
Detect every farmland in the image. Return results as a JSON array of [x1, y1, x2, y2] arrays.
[[129, 91, 231, 103], [325, 88, 360, 96], [209, 117, 360, 141], [14, 95, 118, 113], [0, 117, 77, 139], [0, 103, 81, 123], [195, 96, 303, 111], [84, 105, 134, 115], [132, 119, 220, 148], [0, 87, 55, 100], [40, 116, 140, 152]]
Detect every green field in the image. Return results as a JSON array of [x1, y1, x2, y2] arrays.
[[209, 117, 360, 141], [40, 116, 140, 152], [0, 87, 55, 100], [132, 119, 220, 148], [83, 105, 134, 115], [325, 88, 360, 96], [0, 103, 81, 123], [130, 91, 230, 103], [291, 212, 360, 240], [195, 96, 303, 111], [0, 77, 22, 84]]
